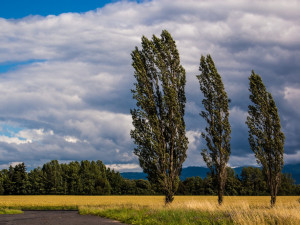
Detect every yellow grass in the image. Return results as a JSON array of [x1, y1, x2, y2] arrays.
[[0, 195, 165, 208], [0, 195, 299, 224], [171, 197, 300, 225], [0, 195, 296, 208]]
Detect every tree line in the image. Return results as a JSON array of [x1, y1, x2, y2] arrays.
[[0, 160, 299, 196], [178, 167, 299, 196], [130, 30, 286, 206]]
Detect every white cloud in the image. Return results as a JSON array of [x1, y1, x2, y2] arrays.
[[16, 129, 53, 142], [106, 163, 142, 172], [0, 136, 31, 144], [284, 86, 300, 111], [229, 107, 248, 125], [9, 161, 23, 167], [0, 161, 24, 170], [183, 130, 206, 167], [284, 150, 300, 165], [228, 154, 258, 168], [186, 130, 201, 151], [64, 136, 79, 143], [0, 128, 53, 144], [186, 101, 201, 115]]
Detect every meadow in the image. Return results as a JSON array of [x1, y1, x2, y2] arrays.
[[0, 195, 299, 224]]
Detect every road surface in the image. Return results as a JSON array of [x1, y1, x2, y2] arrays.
[[0, 210, 126, 225]]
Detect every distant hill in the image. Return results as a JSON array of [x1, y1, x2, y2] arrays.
[[282, 163, 300, 184], [121, 163, 300, 184], [120, 172, 147, 180], [178, 166, 209, 180], [120, 166, 210, 181]]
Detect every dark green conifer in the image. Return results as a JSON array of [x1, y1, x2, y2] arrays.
[[130, 30, 188, 204], [246, 71, 285, 207], [197, 55, 231, 205]]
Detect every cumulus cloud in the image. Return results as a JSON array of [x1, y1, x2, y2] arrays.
[[0, 0, 299, 171], [0, 161, 24, 170], [183, 130, 206, 167], [228, 154, 257, 168], [186, 130, 202, 151], [106, 163, 142, 172], [64, 136, 80, 143], [284, 86, 300, 112], [0, 136, 31, 145], [284, 150, 300, 165]]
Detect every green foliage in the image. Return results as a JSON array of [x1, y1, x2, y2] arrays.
[[278, 173, 297, 195], [246, 71, 285, 207], [106, 168, 123, 195], [224, 168, 241, 196], [177, 168, 297, 196], [0, 160, 157, 196], [0, 208, 23, 214], [42, 160, 64, 194], [197, 55, 231, 205], [65, 161, 81, 194], [0, 172, 4, 195], [79, 160, 111, 195], [130, 30, 188, 204], [28, 167, 45, 194], [239, 167, 268, 196], [1, 163, 29, 195], [79, 206, 233, 225]]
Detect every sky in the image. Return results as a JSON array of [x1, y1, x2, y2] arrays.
[[0, 0, 299, 172]]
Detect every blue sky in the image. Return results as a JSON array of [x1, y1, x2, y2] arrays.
[[0, 0, 122, 18], [0, 60, 46, 74], [0, 0, 299, 172]]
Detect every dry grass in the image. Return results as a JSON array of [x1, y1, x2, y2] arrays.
[[171, 197, 300, 225], [0, 195, 165, 208], [0, 195, 299, 224]]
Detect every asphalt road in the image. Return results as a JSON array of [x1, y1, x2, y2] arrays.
[[0, 210, 126, 225]]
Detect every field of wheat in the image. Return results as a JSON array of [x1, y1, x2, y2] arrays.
[[0, 195, 299, 224]]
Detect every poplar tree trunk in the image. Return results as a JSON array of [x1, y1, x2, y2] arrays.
[[165, 191, 174, 205], [218, 188, 224, 205], [217, 167, 226, 205], [271, 194, 276, 207]]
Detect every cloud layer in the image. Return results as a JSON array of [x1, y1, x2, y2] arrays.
[[0, 0, 299, 171]]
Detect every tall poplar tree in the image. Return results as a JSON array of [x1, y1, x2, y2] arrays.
[[130, 30, 188, 204], [197, 55, 231, 205], [246, 71, 285, 207]]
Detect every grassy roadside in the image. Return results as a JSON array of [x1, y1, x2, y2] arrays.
[[79, 205, 232, 225], [0, 206, 76, 215], [0, 208, 23, 214]]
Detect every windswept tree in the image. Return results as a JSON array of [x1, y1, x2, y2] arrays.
[[197, 55, 231, 205], [130, 30, 188, 204], [246, 71, 285, 207]]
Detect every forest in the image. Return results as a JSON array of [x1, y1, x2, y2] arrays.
[[0, 160, 299, 196]]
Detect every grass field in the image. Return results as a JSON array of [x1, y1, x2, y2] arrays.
[[0, 195, 299, 224]]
